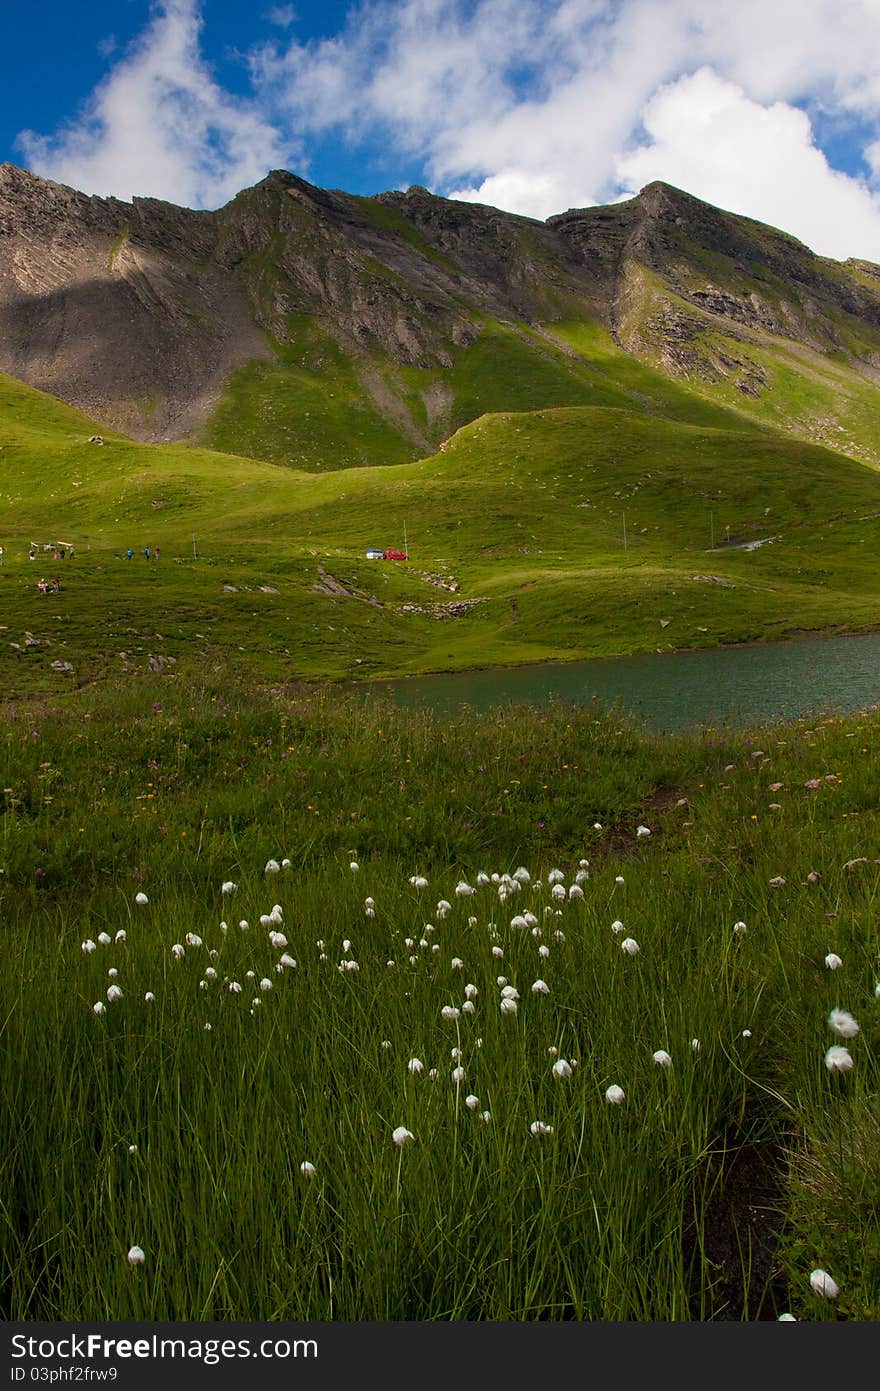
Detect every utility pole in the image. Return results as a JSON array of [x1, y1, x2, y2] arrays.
[[403, 519, 408, 558], [192, 534, 198, 560], [622, 512, 627, 553]]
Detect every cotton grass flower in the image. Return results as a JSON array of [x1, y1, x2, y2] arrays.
[[611, 919, 624, 934], [455, 881, 475, 897], [825, 1045, 854, 1074], [462, 998, 476, 1014], [300, 1161, 316, 1178], [500, 997, 518, 1016], [81, 939, 96, 954], [531, 979, 550, 995], [144, 992, 155, 1003], [500, 985, 519, 1001], [97, 932, 112, 946], [652, 1050, 673, 1067], [108, 968, 118, 978], [349, 861, 359, 872], [828, 1009, 859, 1039], [127, 1246, 146, 1266], [452, 1066, 465, 1083], [733, 921, 747, 935], [568, 884, 584, 900], [605, 1085, 626, 1105], [465, 983, 478, 1000], [441, 1005, 461, 1021], [265, 860, 280, 874], [465, 1094, 480, 1110], [185, 933, 203, 948], [409, 875, 428, 889], [392, 1126, 414, 1147], [106, 985, 123, 1003], [530, 1120, 553, 1136], [93, 1002, 105, 1016], [552, 1059, 573, 1079], [825, 953, 843, 970], [221, 881, 237, 894], [171, 944, 185, 960], [636, 825, 651, 838], [259, 978, 273, 991], [492, 946, 504, 959], [691, 1039, 701, 1052], [135, 893, 148, 906], [620, 938, 639, 956], [407, 1058, 424, 1075], [551, 884, 566, 902], [809, 1268, 839, 1299], [279, 953, 296, 969], [269, 931, 288, 948], [115, 930, 126, 944], [538, 944, 550, 958]]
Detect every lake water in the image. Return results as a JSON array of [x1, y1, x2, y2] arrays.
[[377, 632, 880, 732]]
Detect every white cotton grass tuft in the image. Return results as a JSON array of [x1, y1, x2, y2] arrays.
[[407, 1058, 424, 1075], [440, 1005, 461, 1021], [778, 1313, 797, 1321], [127, 1246, 145, 1266], [171, 944, 185, 960], [652, 1050, 673, 1068], [392, 1126, 414, 1147], [809, 1268, 839, 1299], [828, 1009, 859, 1038], [93, 1002, 106, 1016], [825, 953, 843, 970], [97, 932, 112, 946], [611, 919, 624, 934], [605, 1084, 626, 1105], [115, 930, 126, 944], [500, 997, 518, 1016], [265, 859, 280, 874], [552, 1059, 573, 1079], [733, 921, 747, 935], [620, 938, 639, 956], [825, 1045, 854, 1074], [530, 1120, 554, 1136], [300, 1161, 316, 1178], [221, 881, 237, 895], [349, 861, 359, 872], [106, 984, 123, 1003], [465, 1094, 480, 1110], [268, 931, 288, 949], [531, 979, 550, 995], [636, 825, 651, 838], [82, 939, 96, 954], [135, 892, 148, 906]]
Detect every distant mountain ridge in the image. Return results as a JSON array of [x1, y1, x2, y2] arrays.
[[2, 162, 880, 467]]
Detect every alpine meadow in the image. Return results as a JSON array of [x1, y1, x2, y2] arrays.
[[2, 158, 880, 1322]]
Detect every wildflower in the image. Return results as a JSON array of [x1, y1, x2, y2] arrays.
[[441, 1005, 461, 1021], [476, 872, 490, 885], [269, 931, 288, 949], [350, 861, 359, 872], [144, 992, 155, 1003], [538, 944, 550, 958], [510, 914, 528, 930], [282, 858, 291, 870], [530, 1120, 553, 1136], [465, 1094, 480, 1110], [185, 933, 203, 948], [265, 860, 280, 874], [636, 825, 651, 838], [568, 884, 584, 900], [824, 953, 843, 970], [203, 1022, 212, 1031], [552, 1059, 573, 1079], [548, 1046, 558, 1057], [807, 871, 820, 883], [407, 1058, 424, 1075], [221, 881, 237, 895], [381, 1040, 392, 1050], [553, 929, 565, 941], [481, 1111, 492, 1124], [742, 1030, 752, 1039], [652, 1050, 673, 1067], [500, 985, 519, 1001], [593, 823, 603, 831], [551, 883, 566, 901], [97, 932, 112, 946], [455, 881, 475, 897], [437, 900, 452, 917], [392, 1126, 414, 1147], [605, 1085, 626, 1105], [465, 983, 478, 1000], [768, 876, 786, 887], [620, 938, 640, 956], [171, 944, 185, 960], [615, 875, 624, 885], [611, 919, 624, 934], [127, 1246, 146, 1267], [531, 980, 550, 995], [364, 897, 375, 909], [875, 982, 880, 1000], [135, 893, 148, 906], [452, 1066, 465, 1083], [825, 1045, 854, 1073], [691, 1039, 701, 1052], [300, 1161, 316, 1178], [93, 1002, 105, 1016], [229, 981, 242, 994], [492, 946, 504, 959], [500, 997, 518, 1016], [128, 1145, 137, 1154], [451, 1048, 462, 1060], [809, 1269, 839, 1299], [733, 921, 747, 935], [409, 875, 428, 889], [108, 968, 118, 978], [259, 978, 273, 992], [339, 960, 360, 973], [778, 1314, 797, 1322], [828, 1009, 859, 1039], [81, 940, 96, 954], [428, 1068, 438, 1079], [279, 954, 296, 969], [107, 985, 123, 1003]]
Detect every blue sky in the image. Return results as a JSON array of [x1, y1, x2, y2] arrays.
[[4, 1, 880, 260]]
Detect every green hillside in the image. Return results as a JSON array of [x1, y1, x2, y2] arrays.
[[3, 368, 880, 696]]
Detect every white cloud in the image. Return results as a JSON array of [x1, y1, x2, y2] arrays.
[[15, 0, 880, 258], [616, 69, 880, 261], [18, 0, 291, 208]]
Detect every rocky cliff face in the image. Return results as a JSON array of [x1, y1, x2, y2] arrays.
[[1, 162, 879, 447]]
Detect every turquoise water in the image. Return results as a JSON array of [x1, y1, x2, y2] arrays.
[[375, 632, 880, 732]]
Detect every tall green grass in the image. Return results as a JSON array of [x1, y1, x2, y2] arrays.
[[2, 680, 879, 1318]]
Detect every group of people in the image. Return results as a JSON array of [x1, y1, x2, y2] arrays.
[[36, 577, 61, 593], [29, 543, 74, 561], [124, 546, 161, 561]]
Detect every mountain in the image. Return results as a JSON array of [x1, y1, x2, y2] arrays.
[[2, 163, 880, 469]]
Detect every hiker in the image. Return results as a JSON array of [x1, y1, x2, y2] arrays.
[[37, 578, 47, 593], [153, 546, 160, 561], [126, 549, 133, 561], [51, 577, 60, 592], [29, 549, 36, 561], [68, 545, 74, 560], [144, 546, 151, 560]]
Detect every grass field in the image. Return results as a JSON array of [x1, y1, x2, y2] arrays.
[[3, 369, 880, 699], [2, 676, 879, 1318]]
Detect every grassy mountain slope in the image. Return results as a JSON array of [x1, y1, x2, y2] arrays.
[[3, 369, 880, 695]]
